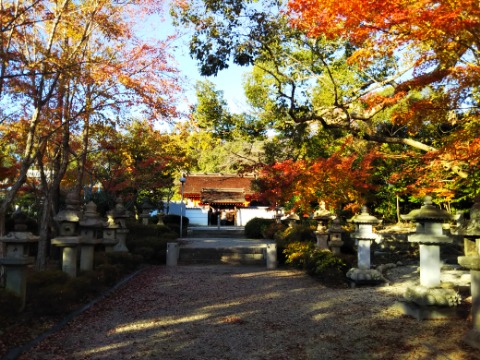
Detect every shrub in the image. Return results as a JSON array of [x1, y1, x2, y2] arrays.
[[104, 252, 143, 272], [27, 269, 69, 294], [261, 222, 287, 240], [127, 235, 170, 264], [275, 224, 316, 247], [244, 218, 276, 239], [0, 289, 22, 319], [162, 214, 189, 228], [283, 241, 348, 287], [283, 241, 316, 268], [33, 282, 78, 314], [96, 263, 124, 286]]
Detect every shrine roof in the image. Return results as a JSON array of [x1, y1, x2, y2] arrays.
[[181, 174, 255, 195]]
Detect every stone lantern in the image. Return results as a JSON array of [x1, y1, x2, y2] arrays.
[[78, 201, 103, 272], [456, 200, 480, 349], [313, 202, 335, 249], [327, 217, 345, 255], [400, 196, 460, 319], [408, 196, 453, 288], [51, 192, 82, 277], [0, 211, 39, 310], [103, 212, 119, 252], [139, 198, 153, 225], [346, 206, 384, 286], [111, 197, 130, 252], [286, 213, 300, 228]]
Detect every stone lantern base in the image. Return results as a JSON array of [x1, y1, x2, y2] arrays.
[[346, 268, 386, 287], [395, 284, 462, 320]]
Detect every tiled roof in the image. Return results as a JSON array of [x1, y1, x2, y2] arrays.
[[182, 174, 255, 195]]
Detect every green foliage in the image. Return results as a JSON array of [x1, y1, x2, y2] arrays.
[[27, 270, 79, 314], [275, 224, 316, 247], [26, 251, 143, 315], [127, 236, 169, 264], [244, 217, 276, 238], [283, 241, 315, 268], [283, 241, 348, 287], [261, 221, 287, 240], [103, 252, 143, 272], [0, 289, 22, 318]]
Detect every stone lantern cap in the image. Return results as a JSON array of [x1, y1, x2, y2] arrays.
[[408, 196, 453, 245], [0, 231, 39, 244], [412, 196, 451, 223], [286, 213, 300, 221], [313, 201, 334, 220], [400, 209, 420, 222], [328, 217, 344, 233], [351, 206, 382, 225], [0, 210, 39, 244], [54, 192, 81, 223], [79, 201, 103, 228], [350, 206, 382, 241], [141, 198, 153, 212], [453, 201, 480, 237]]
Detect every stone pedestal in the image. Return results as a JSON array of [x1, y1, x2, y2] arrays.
[[314, 231, 329, 249], [79, 201, 103, 272], [266, 243, 277, 269], [51, 237, 81, 277], [419, 244, 441, 288], [0, 257, 32, 310], [113, 228, 129, 252]]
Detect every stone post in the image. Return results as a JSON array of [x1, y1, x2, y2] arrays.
[[455, 200, 480, 349], [166, 242, 179, 266], [0, 211, 39, 310], [79, 201, 103, 272], [346, 206, 384, 286], [51, 192, 82, 277], [399, 196, 460, 320], [266, 243, 277, 269]]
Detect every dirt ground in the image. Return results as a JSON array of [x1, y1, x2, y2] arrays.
[[3, 264, 479, 360]]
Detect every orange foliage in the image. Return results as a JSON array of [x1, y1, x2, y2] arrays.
[[255, 140, 381, 213]]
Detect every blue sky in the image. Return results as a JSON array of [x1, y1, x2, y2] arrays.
[[147, 4, 251, 115], [170, 35, 250, 114]]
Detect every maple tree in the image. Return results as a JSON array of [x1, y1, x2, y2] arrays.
[[91, 119, 188, 215], [0, 0, 182, 268], [253, 137, 380, 215], [286, 0, 480, 191], [173, 0, 479, 214]]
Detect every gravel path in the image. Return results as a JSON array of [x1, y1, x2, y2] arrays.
[[16, 265, 478, 360]]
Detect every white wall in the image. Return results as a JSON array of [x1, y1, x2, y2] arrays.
[[185, 208, 208, 226], [236, 207, 276, 226]]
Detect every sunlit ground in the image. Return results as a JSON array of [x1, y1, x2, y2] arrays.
[[20, 265, 476, 360]]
